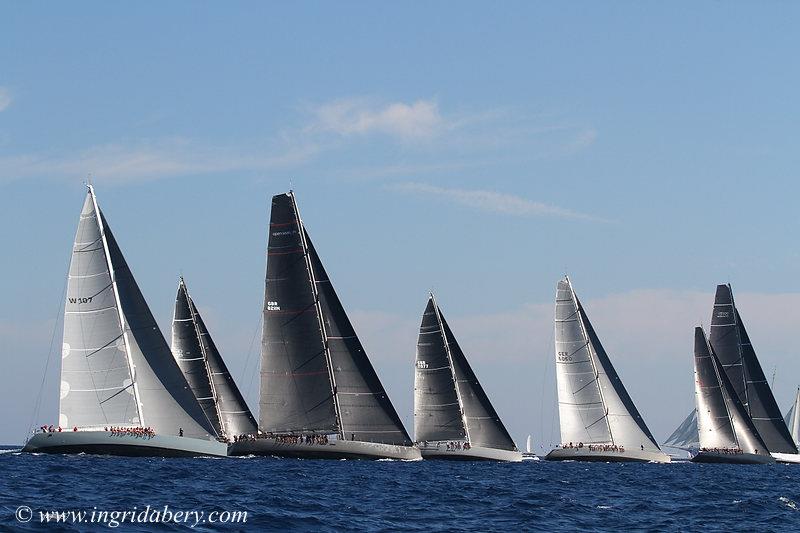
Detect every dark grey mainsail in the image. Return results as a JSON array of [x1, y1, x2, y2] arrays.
[[440, 309, 517, 451], [663, 409, 699, 451], [260, 191, 412, 445], [414, 298, 466, 442], [172, 278, 258, 439], [60, 186, 216, 439], [709, 284, 797, 454], [694, 326, 770, 455]]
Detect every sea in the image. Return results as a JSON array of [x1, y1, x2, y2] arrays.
[[1, 447, 799, 532]]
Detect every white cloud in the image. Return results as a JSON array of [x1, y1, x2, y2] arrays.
[[0, 87, 11, 112], [309, 98, 443, 141], [0, 138, 319, 185], [390, 182, 606, 221]]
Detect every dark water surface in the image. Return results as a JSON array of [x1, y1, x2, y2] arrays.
[[1, 449, 799, 531]]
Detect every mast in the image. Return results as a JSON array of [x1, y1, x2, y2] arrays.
[[89, 185, 144, 427], [707, 334, 740, 449], [566, 277, 614, 444], [290, 191, 342, 437], [431, 293, 470, 443]]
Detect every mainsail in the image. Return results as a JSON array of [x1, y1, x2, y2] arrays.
[[785, 388, 800, 446], [663, 409, 699, 451], [414, 295, 517, 451], [260, 192, 412, 445], [554, 278, 661, 452], [60, 187, 216, 439], [172, 278, 258, 439], [694, 326, 769, 455], [709, 284, 797, 454]]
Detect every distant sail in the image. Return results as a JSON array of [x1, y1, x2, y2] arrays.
[[663, 409, 699, 450], [694, 327, 769, 455], [554, 278, 662, 452], [172, 278, 258, 439], [709, 285, 797, 454], [785, 388, 800, 446], [526, 435, 532, 454], [260, 192, 411, 445], [60, 187, 215, 438]]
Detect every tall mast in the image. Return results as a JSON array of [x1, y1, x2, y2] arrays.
[[706, 332, 740, 449], [88, 185, 144, 427], [566, 276, 614, 444], [728, 286, 752, 411], [430, 293, 470, 443], [182, 278, 225, 437], [290, 191, 343, 437]]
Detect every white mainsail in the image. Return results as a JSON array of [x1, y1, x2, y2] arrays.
[[59, 186, 216, 439], [554, 277, 662, 453], [786, 388, 800, 446]]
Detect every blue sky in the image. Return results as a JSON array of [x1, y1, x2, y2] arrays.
[[3, 3, 800, 446]]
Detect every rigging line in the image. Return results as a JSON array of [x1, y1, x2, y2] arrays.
[[26, 257, 70, 438]]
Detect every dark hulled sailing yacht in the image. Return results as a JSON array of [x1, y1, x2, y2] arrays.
[[546, 277, 670, 463], [228, 192, 420, 460], [23, 186, 227, 457], [171, 277, 258, 441], [691, 327, 774, 464], [414, 294, 522, 461]]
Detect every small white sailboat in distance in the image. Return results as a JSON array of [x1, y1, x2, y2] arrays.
[[545, 277, 670, 463], [23, 186, 227, 457], [784, 387, 800, 447], [522, 434, 539, 461]]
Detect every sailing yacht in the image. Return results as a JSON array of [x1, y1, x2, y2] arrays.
[[545, 277, 670, 463], [413, 294, 522, 461], [708, 284, 799, 463], [171, 277, 258, 442], [784, 388, 800, 447], [691, 327, 774, 464], [662, 409, 699, 456], [228, 191, 420, 460], [23, 186, 227, 457]]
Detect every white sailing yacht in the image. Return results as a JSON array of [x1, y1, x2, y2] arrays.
[[545, 277, 670, 463], [23, 186, 227, 457], [784, 387, 800, 447]]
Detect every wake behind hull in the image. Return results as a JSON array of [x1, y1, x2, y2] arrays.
[[22, 431, 227, 458], [691, 450, 775, 464], [228, 437, 422, 460], [545, 447, 671, 463], [419, 444, 522, 462]]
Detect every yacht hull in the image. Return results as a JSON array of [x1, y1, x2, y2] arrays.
[[690, 451, 775, 464], [771, 452, 800, 464], [419, 444, 522, 462], [228, 437, 422, 460], [545, 447, 671, 463], [22, 431, 227, 458]]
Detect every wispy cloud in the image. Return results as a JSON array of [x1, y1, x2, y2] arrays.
[[0, 138, 319, 185], [0, 87, 11, 112], [307, 98, 443, 141], [389, 182, 607, 222]]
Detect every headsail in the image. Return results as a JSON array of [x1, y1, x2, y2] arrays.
[[694, 326, 770, 455], [663, 409, 699, 451], [60, 187, 216, 439], [554, 278, 661, 452], [260, 192, 411, 445], [709, 284, 797, 453], [172, 278, 258, 439], [785, 388, 800, 446]]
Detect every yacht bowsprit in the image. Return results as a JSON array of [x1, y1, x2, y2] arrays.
[[545, 277, 670, 463], [690, 327, 774, 464], [171, 277, 258, 442], [228, 191, 420, 460], [414, 294, 522, 461], [23, 186, 227, 457]]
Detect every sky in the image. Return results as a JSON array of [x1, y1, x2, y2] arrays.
[[2, 2, 800, 447]]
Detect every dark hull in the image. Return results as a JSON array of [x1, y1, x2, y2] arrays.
[[22, 431, 227, 458], [228, 438, 421, 460]]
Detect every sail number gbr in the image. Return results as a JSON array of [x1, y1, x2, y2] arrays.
[[267, 301, 281, 311], [557, 351, 573, 362]]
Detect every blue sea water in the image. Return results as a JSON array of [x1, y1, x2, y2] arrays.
[[1, 449, 800, 532]]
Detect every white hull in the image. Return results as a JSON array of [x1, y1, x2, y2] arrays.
[[545, 447, 671, 463], [22, 431, 227, 457], [418, 443, 522, 462], [228, 437, 422, 460], [691, 450, 775, 464], [771, 452, 800, 464]]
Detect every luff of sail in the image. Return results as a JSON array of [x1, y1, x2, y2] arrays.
[[172, 278, 258, 439], [554, 278, 662, 453], [709, 284, 797, 454], [60, 187, 216, 439]]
